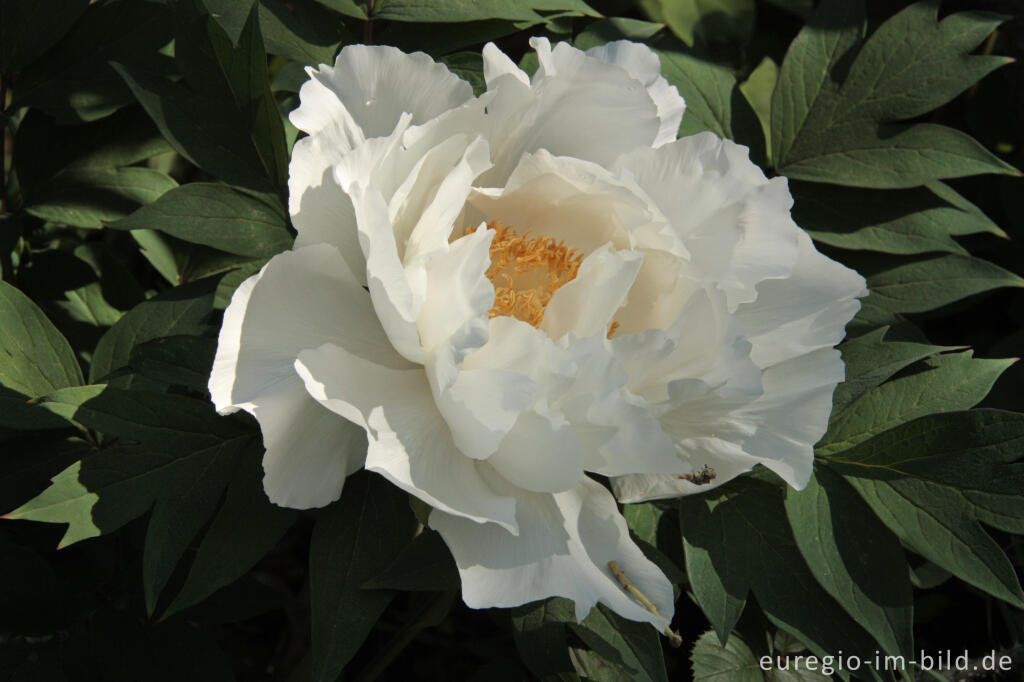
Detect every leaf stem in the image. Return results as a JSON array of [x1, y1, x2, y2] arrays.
[[0, 73, 11, 283], [363, 0, 376, 45], [352, 590, 455, 682]]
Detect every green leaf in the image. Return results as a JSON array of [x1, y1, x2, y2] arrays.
[[128, 335, 217, 392], [831, 326, 954, 417], [131, 229, 185, 286], [795, 181, 1006, 255], [111, 183, 292, 258], [864, 254, 1024, 316], [680, 495, 747, 643], [830, 410, 1024, 608], [574, 18, 665, 50], [762, 0, 811, 17], [0, 0, 89, 74], [778, 123, 1019, 188], [164, 453, 297, 617], [4, 387, 252, 548], [0, 437, 88, 513], [770, 0, 864, 171], [571, 604, 669, 682], [60, 270, 126, 328], [820, 351, 1014, 456], [373, 0, 599, 23], [13, 107, 170, 198], [439, 52, 485, 96], [784, 467, 912, 657], [623, 503, 665, 546], [680, 479, 880, 665], [511, 597, 577, 678], [89, 277, 218, 386], [569, 647, 631, 681], [650, 34, 765, 164], [142, 439, 243, 615], [0, 280, 84, 398], [660, 0, 755, 47], [38, 385, 246, 452], [12, 0, 174, 124], [772, 0, 1018, 187], [313, 0, 367, 20], [309, 471, 416, 682], [203, 0, 350, 66], [115, 0, 288, 194], [822, 2, 1010, 124], [690, 630, 763, 682], [363, 528, 459, 591], [378, 19, 530, 58], [739, 57, 778, 163], [25, 167, 178, 229]]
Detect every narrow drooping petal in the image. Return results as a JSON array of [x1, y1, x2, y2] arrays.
[[255, 377, 366, 509], [348, 182, 427, 364], [294, 342, 519, 533], [290, 160, 365, 285], [430, 476, 675, 625]]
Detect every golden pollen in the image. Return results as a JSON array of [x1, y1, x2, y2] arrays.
[[469, 220, 584, 328]]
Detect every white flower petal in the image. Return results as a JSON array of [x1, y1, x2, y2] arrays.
[[348, 182, 427, 364], [417, 225, 494, 359], [209, 244, 403, 416], [482, 39, 662, 183], [735, 231, 867, 368], [431, 475, 674, 626], [559, 337, 680, 477], [613, 133, 801, 309], [611, 448, 760, 502], [290, 160, 365, 285], [614, 346, 845, 500], [482, 42, 529, 87], [469, 149, 681, 258], [464, 316, 575, 395], [428, 360, 536, 461], [295, 342, 518, 532], [290, 73, 364, 149], [542, 244, 643, 341], [255, 376, 365, 509], [487, 409, 584, 493], [403, 136, 492, 267], [290, 112, 414, 283], [733, 347, 845, 488], [583, 40, 685, 147], [293, 45, 473, 142]]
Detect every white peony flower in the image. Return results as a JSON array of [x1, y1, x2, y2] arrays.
[[209, 37, 866, 630]]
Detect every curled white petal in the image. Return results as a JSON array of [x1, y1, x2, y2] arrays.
[[431, 476, 674, 625]]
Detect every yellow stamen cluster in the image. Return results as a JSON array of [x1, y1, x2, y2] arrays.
[[470, 221, 584, 328]]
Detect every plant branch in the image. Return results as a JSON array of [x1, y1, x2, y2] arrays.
[[0, 73, 12, 283], [352, 590, 456, 682], [363, 0, 375, 45]]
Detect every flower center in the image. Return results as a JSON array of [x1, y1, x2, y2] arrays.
[[472, 221, 584, 328]]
